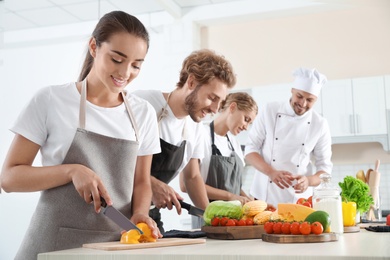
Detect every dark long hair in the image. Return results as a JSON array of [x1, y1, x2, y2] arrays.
[[78, 11, 149, 81]]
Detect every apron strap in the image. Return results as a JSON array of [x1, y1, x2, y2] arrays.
[[122, 91, 139, 142], [210, 121, 222, 156], [79, 79, 87, 129], [157, 91, 187, 140], [79, 79, 139, 141], [225, 134, 235, 152]]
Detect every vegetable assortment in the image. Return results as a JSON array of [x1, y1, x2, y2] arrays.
[[338, 176, 374, 214]]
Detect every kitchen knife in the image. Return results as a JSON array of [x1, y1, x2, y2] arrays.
[[179, 200, 205, 218], [100, 197, 143, 234]]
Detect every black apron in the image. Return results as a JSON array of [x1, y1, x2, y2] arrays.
[[149, 94, 186, 234]]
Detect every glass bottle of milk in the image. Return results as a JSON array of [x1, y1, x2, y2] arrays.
[[312, 173, 344, 234]]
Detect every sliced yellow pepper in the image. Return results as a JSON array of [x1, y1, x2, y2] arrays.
[[120, 222, 156, 244], [342, 201, 357, 226]]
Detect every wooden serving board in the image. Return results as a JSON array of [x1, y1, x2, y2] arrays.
[[262, 233, 339, 243], [201, 225, 265, 240], [344, 225, 360, 233], [82, 238, 206, 251]]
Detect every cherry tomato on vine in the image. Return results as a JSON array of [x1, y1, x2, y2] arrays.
[[246, 218, 254, 226], [264, 221, 274, 234], [220, 217, 229, 226], [311, 221, 324, 235], [273, 222, 283, 234], [299, 221, 311, 235], [211, 217, 220, 226], [226, 219, 236, 226], [237, 219, 246, 226], [281, 222, 291, 234], [290, 222, 301, 235]]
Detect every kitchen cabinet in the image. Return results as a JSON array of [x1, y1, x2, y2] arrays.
[[321, 76, 387, 137]]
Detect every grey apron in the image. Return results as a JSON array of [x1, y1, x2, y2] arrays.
[[193, 121, 244, 229], [149, 93, 186, 234], [16, 80, 139, 260], [205, 121, 243, 196]]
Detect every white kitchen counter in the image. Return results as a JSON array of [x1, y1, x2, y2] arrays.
[[38, 230, 390, 260]]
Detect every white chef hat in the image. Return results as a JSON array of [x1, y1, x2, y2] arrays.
[[292, 67, 327, 97]]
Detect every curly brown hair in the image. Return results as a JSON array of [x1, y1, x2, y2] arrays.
[[176, 49, 236, 89]]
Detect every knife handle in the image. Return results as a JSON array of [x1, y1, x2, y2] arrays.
[[179, 200, 191, 210], [100, 197, 107, 208]]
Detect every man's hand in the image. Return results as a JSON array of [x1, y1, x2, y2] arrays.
[[269, 170, 294, 189], [151, 177, 183, 214], [292, 175, 309, 193]]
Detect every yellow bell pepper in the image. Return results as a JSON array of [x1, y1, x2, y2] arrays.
[[342, 201, 357, 226], [120, 222, 156, 244]]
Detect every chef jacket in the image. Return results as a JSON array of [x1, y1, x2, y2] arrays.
[[245, 100, 333, 206]]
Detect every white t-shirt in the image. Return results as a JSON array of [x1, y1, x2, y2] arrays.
[[200, 123, 245, 181], [11, 82, 161, 166], [132, 89, 205, 174]]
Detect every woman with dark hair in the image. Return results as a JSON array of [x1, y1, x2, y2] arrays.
[[1, 11, 161, 259]]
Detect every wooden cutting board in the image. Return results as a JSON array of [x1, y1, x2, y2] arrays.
[[262, 233, 339, 243], [201, 225, 265, 240], [82, 238, 206, 251]]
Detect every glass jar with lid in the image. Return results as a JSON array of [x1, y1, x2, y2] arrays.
[[312, 173, 344, 234]]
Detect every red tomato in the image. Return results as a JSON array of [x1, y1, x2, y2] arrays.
[[273, 222, 283, 234], [307, 196, 313, 205], [299, 221, 311, 235], [245, 218, 254, 226], [265, 204, 277, 212], [311, 221, 324, 235], [226, 219, 236, 226], [264, 221, 274, 234], [290, 222, 301, 235], [233, 219, 239, 225], [211, 217, 220, 226], [297, 197, 312, 208], [281, 222, 291, 234], [237, 219, 247, 226], [220, 217, 229, 226]]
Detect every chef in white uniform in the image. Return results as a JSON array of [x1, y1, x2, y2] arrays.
[[245, 67, 333, 206]]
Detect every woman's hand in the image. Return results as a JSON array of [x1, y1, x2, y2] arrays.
[[69, 164, 111, 213], [131, 213, 163, 239]]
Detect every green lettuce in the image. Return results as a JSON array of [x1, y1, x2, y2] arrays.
[[339, 176, 374, 214], [203, 200, 243, 225]]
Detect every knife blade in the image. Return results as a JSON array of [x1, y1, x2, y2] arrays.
[[100, 197, 143, 234], [179, 200, 205, 218]]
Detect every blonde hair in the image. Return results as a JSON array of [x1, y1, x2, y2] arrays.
[[219, 92, 258, 114]]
